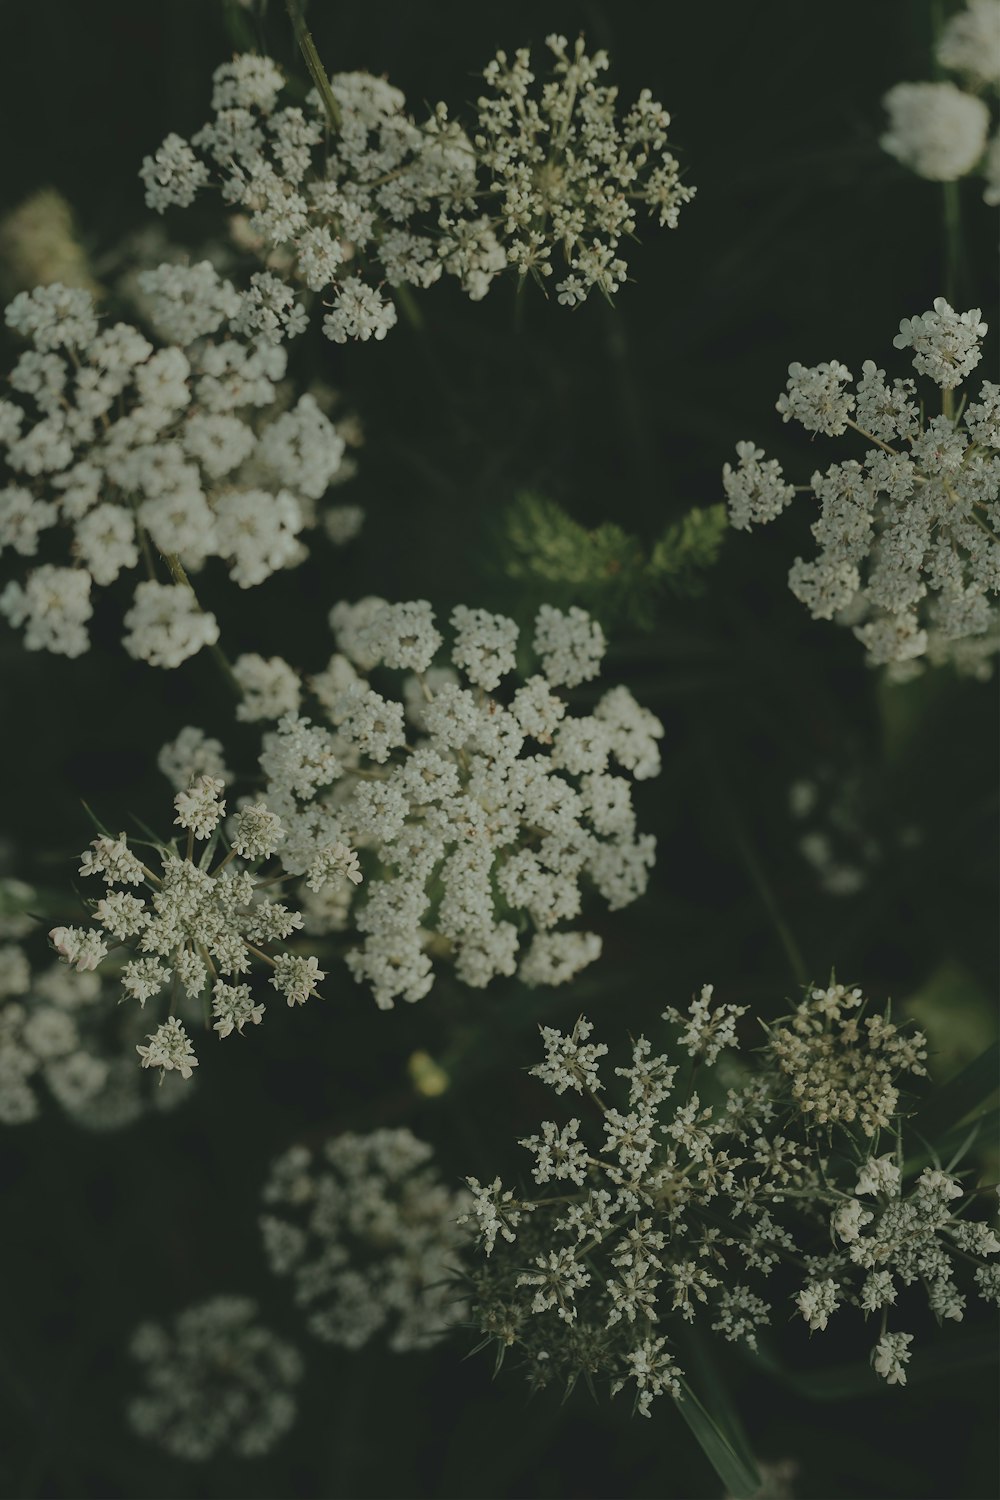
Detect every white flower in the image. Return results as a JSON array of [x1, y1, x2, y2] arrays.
[[530, 1016, 608, 1095], [881, 81, 990, 181], [49, 925, 107, 972], [211, 981, 264, 1038], [305, 841, 362, 893], [122, 582, 220, 670], [140, 132, 211, 210], [233, 272, 307, 345], [269, 953, 325, 1006], [459, 1176, 533, 1256], [79, 834, 145, 886], [450, 605, 518, 691], [726, 303, 1000, 674], [776, 360, 855, 437], [832, 1198, 874, 1242], [157, 727, 229, 792], [322, 278, 398, 344], [356, 600, 443, 674], [127, 1296, 301, 1460], [0, 565, 92, 657], [133, 40, 690, 369], [723, 441, 796, 531], [231, 804, 285, 862], [871, 1330, 913, 1385], [121, 957, 172, 1006], [519, 931, 602, 987], [663, 983, 747, 1065], [5, 283, 98, 350], [233, 654, 302, 722], [892, 298, 987, 389], [136, 261, 241, 345], [855, 1154, 901, 1196], [533, 604, 606, 687], [136, 1016, 198, 1080], [261, 1130, 470, 1350], [796, 1278, 841, 1332], [173, 775, 227, 840], [936, 1, 1000, 87]]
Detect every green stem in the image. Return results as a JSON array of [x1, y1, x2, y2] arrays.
[[136, 519, 158, 582], [161, 551, 242, 700], [394, 283, 425, 332], [285, 0, 342, 130], [942, 179, 961, 307]]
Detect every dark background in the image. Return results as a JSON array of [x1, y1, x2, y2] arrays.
[[0, 2, 997, 1497]]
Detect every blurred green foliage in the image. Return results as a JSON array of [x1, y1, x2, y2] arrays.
[[500, 491, 727, 628]]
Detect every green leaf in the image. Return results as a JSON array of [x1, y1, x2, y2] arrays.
[[221, 0, 258, 51], [676, 1378, 762, 1500], [903, 1104, 1000, 1179], [502, 491, 642, 586], [79, 800, 112, 838], [497, 491, 727, 629], [910, 1040, 999, 1146], [649, 503, 728, 597]]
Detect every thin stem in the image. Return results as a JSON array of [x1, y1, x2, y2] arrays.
[[199, 943, 219, 982], [942, 179, 961, 308], [244, 941, 278, 968], [285, 0, 342, 130], [394, 283, 425, 332], [252, 870, 296, 889], [212, 848, 238, 877], [136, 520, 158, 582], [845, 419, 900, 458], [161, 550, 243, 700], [735, 819, 807, 986]]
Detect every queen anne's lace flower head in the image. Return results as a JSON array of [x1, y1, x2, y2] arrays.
[[138, 41, 693, 341], [463, 982, 998, 1415], [0, 271, 352, 663], [260, 1129, 470, 1351], [880, 2, 1000, 202], [881, 82, 990, 181], [127, 1296, 302, 1460], [49, 784, 345, 1078], [248, 600, 660, 1007], [937, 0, 1000, 86], [723, 301, 1000, 677], [0, 941, 194, 1130]]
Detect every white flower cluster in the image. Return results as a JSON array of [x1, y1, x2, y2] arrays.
[[766, 980, 927, 1135], [797, 1155, 1000, 1386], [249, 598, 662, 1007], [49, 782, 344, 1078], [723, 300, 1000, 676], [260, 1128, 470, 1351], [463, 983, 998, 1413], [0, 941, 191, 1129], [0, 268, 349, 662], [127, 1296, 302, 1460], [880, 0, 1000, 201], [473, 35, 695, 305], [140, 42, 692, 337]]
